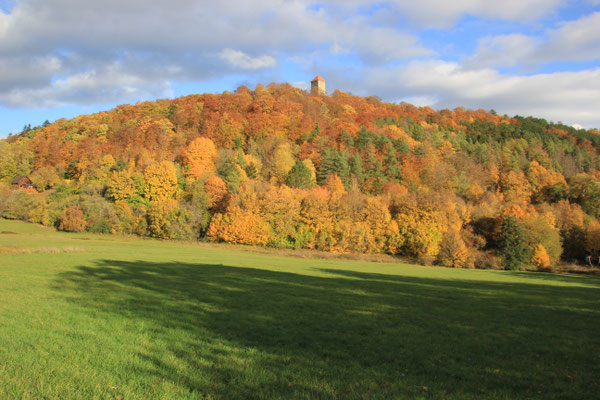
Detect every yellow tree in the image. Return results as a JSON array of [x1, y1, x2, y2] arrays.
[[106, 170, 138, 202], [204, 175, 229, 212], [521, 212, 562, 266], [144, 161, 178, 202], [266, 142, 295, 184], [438, 229, 473, 268], [143, 161, 179, 238], [183, 137, 217, 179], [299, 187, 334, 250], [207, 205, 272, 245], [533, 244, 551, 271], [258, 185, 302, 248], [362, 197, 394, 253], [325, 174, 346, 195], [527, 161, 567, 202], [392, 205, 446, 259], [499, 170, 532, 206]]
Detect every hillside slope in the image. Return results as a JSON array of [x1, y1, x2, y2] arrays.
[[1, 83, 600, 270]]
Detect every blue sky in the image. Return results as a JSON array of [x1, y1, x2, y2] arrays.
[[0, 0, 599, 137]]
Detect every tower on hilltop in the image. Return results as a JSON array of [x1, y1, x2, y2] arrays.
[[311, 75, 326, 96]]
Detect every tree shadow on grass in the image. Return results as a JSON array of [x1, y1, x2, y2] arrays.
[[53, 260, 600, 399], [503, 270, 600, 286]]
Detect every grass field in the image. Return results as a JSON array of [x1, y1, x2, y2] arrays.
[[0, 219, 599, 399]]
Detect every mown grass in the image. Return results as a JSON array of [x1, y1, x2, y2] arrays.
[[0, 219, 599, 399]]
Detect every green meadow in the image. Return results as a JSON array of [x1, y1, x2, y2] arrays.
[[0, 219, 599, 399]]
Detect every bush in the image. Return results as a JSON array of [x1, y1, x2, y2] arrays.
[[0, 188, 49, 225], [473, 250, 503, 270], [58, 206, 86, 232], [80, 194, 119, 234], [533, 244, 552, 272], [438, 229, 474, 268]]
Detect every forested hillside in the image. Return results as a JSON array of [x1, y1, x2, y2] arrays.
[[2, 83, 600, 270]]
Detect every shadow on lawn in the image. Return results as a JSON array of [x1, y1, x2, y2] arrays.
[[54, 260, 600, 399]]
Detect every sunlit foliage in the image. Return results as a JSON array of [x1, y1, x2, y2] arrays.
[[2, 83, 600, 269]]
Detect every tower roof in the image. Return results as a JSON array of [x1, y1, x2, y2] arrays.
[[311, 75, 325, 82]]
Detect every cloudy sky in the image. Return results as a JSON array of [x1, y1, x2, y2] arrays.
[[0, 0, 599, 136]]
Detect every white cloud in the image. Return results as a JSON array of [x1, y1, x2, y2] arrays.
[[0, 0, 597, 133], [0, 56, 61, 91], [291, 81, 310, 91], [218, 49, 276, 70], [397, 95, 438, 107], [390, 0, 565, 28], [0, 11, 9, 35], [0, 0, 428, 59], [466, 34, 539, 68], [319, 0, 564, 27], [469, 12, 600, 68], [345, 23, 433, 62], [0, 0, 430, 107], [543, 11, 600, 61], [0, 62, 172, 108], [361, 61, 600, 128]]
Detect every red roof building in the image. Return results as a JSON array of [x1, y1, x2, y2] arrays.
[[11, 175, 34, 189], [311, 75, 326, 96]]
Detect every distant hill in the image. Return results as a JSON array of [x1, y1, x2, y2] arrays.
[[1, 83, 600, 270]]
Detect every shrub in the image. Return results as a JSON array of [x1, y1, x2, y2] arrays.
[[533, 244, 552, 272], [58, 206, 86, 232], [473, 250, 503, 270], [438, 229, 474, 268]]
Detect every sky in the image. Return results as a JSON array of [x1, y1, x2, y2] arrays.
[[0, 0, 599, 137]]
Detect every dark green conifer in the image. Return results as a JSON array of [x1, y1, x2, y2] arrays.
[[499, 216, 532, 270], [286, 161, 315, 189], [349, 153, 364, 185], [245, 162, 258, 179], [218, 158, 241, 192], [317, 149, 350, 187]]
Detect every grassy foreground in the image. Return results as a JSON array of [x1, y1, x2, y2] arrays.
[[0, 219, 599, 399]]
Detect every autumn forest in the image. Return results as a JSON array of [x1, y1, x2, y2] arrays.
[[2, 83, 600, 271]]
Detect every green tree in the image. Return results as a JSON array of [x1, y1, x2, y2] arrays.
[[318, 149, 350, 187], [245, 162, 258, 179], [340, 130, 354, 147], [499, 216, 531, 270], [392, 138, 410, 156], [568, 174, 600, 218], [286, 160, 315, 189], [384, 145, 402, 181], [304, 122, 320, 143], [349, 153, 364, 185], [218, 158, 242, 192], [181, 179, 211, 238], [0, 141, 33, 182], [30, 166, 61, 191]]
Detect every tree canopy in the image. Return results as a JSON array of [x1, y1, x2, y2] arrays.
[[2, 83, 600, 270]]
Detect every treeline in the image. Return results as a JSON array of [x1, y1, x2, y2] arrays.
[[1, 83, 600, 271]]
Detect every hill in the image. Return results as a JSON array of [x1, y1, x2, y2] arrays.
[[1, 83, 600, 270]]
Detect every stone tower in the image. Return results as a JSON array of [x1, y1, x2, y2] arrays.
[[311, 75, 326, 96]]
